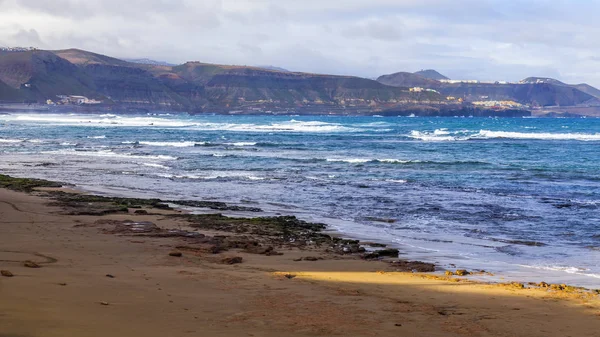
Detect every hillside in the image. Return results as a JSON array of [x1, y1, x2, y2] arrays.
[[520, 77, 600, 100], [0, 50, 97, 101], [377, 72, 439, 87], [377, 71, 597, 107], [414, 69, 449, 80], [572, 83, 600, 99], [0, 48, 444, 113], [440, 82, 594, 107], [519, 77, 567, 86]]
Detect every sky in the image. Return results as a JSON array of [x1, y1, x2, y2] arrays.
[[1, 0, 599, 86]]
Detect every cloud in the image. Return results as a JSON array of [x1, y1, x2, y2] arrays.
[[0, 0, 599, 87], [11, 28, 44, 47]]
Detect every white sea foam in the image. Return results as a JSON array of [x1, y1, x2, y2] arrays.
[[474, 130, 600, 141], [0, 138, 24, 143], [225, 142, 257, 146], [0, 114, 358, 133], [141, 163, 171, 169], [139, 141, 197, 147], [409, 130, 460, 141], [386, 179, 408, 183], [519, 264, 600, 279], [88, 135, 106, 139], [326, 158, 371, 163], [43, 149, 177, 161], [409, 129, 600, 142], [155, 172, 266, 181], [326, 158, 411, 164]]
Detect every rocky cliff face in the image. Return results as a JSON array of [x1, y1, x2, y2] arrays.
[[1, 49, 443, 112]]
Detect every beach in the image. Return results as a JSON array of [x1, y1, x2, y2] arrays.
[[1, 184, 599, 337], [2, 114, 600, 287]]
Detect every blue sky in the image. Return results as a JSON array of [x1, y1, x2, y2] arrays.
[[1, 0, 599, 86]]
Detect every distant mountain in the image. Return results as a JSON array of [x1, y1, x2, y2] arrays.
[[53, 48, 131, 67], [520, 77, 600, 100], [124, 58, 177, 67], [377, 71, 596, 107], [256, 65, 290, 72], [0, 48, 443, 113], [0, 50, 97, 102], [519, 77, 567, 86], [376, 72, 439, 87], [414, 69, 449, 80], [571, 83, 600, 99]]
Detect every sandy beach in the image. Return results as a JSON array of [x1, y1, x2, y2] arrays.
[[1, 185, 599, 337]]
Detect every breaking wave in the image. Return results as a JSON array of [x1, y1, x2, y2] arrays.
[[43, 149, 177, 161], [409, 129, 600, 141]]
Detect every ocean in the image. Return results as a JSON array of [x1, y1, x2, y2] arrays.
[[1, 113, 599, 287]]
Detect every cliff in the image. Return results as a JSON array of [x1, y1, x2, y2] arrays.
[[0, 48, 445, 113]]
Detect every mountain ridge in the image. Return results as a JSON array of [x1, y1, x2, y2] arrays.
[[0, 48, 446, 114], [414, 69, 449, 80], [2, 47, 597, 116]]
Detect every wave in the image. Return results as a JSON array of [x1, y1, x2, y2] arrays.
[[4, 114, 198, 127], [138, 141, 197, 147], [519, 264, 600, 279], [43, 149, 177, 161], [473, 130, 600, 141], [141, 163, 171, 169], [87, 135, 106, 139], [409, 129, 600, 141], [409, 130, 464, 141], [225, 142, 257, 146], [0, 138, 45, 144], [155, 172, 267, 181], [1, 114, 360, 133], [385, 179, 408, 183], [0, 138, 25, 143]]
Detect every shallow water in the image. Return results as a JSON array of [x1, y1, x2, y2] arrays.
[[1, 113, 599, 287]]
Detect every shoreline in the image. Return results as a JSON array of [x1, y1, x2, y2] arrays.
[[1, 174, 599, 336], [2, 173, 599, 293]]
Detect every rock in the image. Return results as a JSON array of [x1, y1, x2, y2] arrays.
[[134, 210, 149, 215], [221, 257, 243, 265], [100, 301, 109, 306], [538, 282, 550, 288], [389, 260, 435, 272], [105, 274, 115, 278], [209, 245, 226, 254], [455, 269, 470, 276], [510, 282, 525, 289], [303, 256, 321, 261], [169, 251, 183, 257], [284, 273, 296, 279], [23, 261, 41, 268], [293, 258, 303, 262], [1, 270, 14, 277], [395, 323, 402, 327], [445, 271, 454, 276], [363, 248, 400, 260]]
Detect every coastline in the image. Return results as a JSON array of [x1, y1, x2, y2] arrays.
[[1, 174, 599, 336]]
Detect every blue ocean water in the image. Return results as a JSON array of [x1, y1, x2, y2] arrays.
[[1, 113, 599, 286]]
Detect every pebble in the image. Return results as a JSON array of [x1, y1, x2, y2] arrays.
[[24, 261, 41, 268]]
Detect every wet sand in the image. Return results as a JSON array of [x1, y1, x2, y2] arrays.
[[1, 187, 599, 337]]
